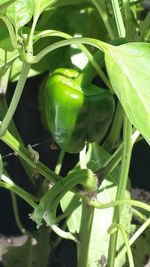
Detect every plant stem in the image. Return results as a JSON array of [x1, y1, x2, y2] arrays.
[[1, 130, 61, 183], [11, 192, 27, 234], [0, 62, 30, 136], [79, 145, 87, 169], [0, 15, 17, 48], [92, 0, 115, 40], [132, 208, 147, 223], [105, 3, 130, 264], [96, 143, 123, 185], [51, 224, 77, 242], [108, 224, 134, 267], [36, 227, 51, 267], [116, 217, 150, 265], [103, 102, 123, 151], [111, 0, 126, 37], [138, 11, 150, 41], [121, 0, 133, 40], [76, 50, 112, 90], [77, 144, 95, 266], [32, 37, 110, 64], [26, 12, 40, 54], [77, 199, 94, 267], [0, 174, 36, 208], [89, 198, 150, 214], [107, 115, 132, 267], [116, 117, 132, 199], [92, 142, 102, 169], [35, 30, 111, 89], [0, 95, 33, 181], [54, 150, 65, 175], [26, 235, 33, 267]]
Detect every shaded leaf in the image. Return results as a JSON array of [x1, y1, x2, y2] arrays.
[[2, 236, 33, 267], [67, 4, 107, 69], [33, 38, 70, 74], [55, 0, 84, 7], [131, 227, 150, 267], [68, 5, 106, 40]]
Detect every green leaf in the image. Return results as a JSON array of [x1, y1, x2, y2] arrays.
[[10, 57, 40, 82], [31, 169, 92, 228], [0, 20, 14, 51], [66, 4, 107, 69], [31, 7, 71, 74], [34, 227, 51, 267], [33, 39, 70, 75], [61, 145, 133, 267], [33, 0, 57, 15], [0, 0, 16, 14], [104, 42, 150, 145], [132, 227, 150, 267], [6, 0, 33, 30], [55, 0, 86, 7], [61, 192, 81, 233], [68, 6, 106, 40], [2, 236, 33, 267], [61, 181, 132, 266], [0, 48, 19, 77]]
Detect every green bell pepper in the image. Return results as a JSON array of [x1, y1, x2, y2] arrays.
[[38, 38, 128, 154], [39, 66, 115, 153]]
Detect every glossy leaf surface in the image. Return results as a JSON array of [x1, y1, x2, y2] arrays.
[[6, 0, 33, 30]]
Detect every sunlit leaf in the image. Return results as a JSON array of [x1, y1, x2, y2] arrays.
[[0, 48, 18, 77], [0, 20, 13, 51], [61, 145, 132, 267], [104, 42, 150, 145], [10, 57, 40, 82], [0, 0, 16, 14], [6, 0, 33, 30], [33, 0, 57, 15]]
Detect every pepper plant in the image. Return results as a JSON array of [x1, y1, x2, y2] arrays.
[[0, 0, 150, 267]]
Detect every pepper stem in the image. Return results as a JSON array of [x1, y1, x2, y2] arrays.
[[75, 50, 109, 88], [75, 38, 126, 90]]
